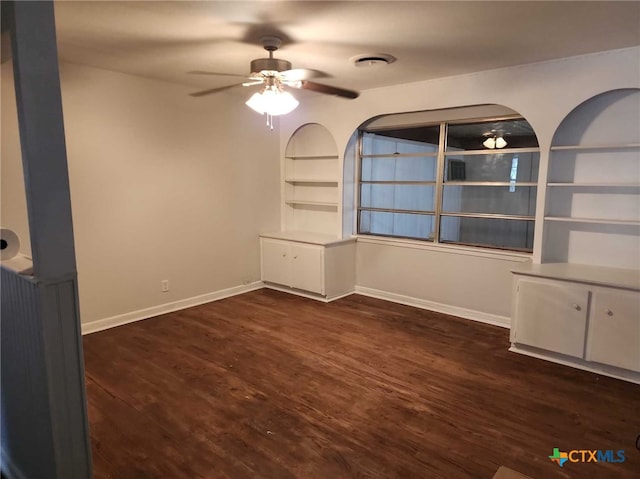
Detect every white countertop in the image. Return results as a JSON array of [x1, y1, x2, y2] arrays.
[[512, 262, 640, 291], [260, 231, 356, 246]]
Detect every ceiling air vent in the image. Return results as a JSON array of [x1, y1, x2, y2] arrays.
[[352, 53, 396, 68]]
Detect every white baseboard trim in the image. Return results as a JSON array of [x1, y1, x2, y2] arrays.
[[354, 285, 510, 328], [509, 344, 640, 384], [81, 281, 264, 335], [263, 283, 356, 303]]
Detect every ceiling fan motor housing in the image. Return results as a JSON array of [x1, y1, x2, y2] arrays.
[[250, 57, 292, 74]]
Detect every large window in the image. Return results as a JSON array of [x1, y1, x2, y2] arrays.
[[358, 117, 539, 251]]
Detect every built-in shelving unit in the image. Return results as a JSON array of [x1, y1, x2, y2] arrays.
[[260, 124, 354, 301], [543, 89, 640, 269], [283, 125, 341, 236]]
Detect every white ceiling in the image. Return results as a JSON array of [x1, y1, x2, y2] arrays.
[[53, 1, 640, 96]]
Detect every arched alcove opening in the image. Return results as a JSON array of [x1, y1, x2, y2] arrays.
[[284, 123, 340, 237], [343, 104, 541, 251], [544, 88, 640, 269]]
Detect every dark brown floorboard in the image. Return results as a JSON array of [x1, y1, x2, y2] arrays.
[[83, 289, 640, 478]]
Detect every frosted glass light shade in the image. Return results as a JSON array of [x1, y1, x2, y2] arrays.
[[246, 89, 299, 116], [483, 137, 496, 149], [482, 136, 507, 149]]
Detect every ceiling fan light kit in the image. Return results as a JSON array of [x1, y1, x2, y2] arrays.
[[483, 135, 508, 149], [246, 87, 299, 116], [190, 36, 359, 128]]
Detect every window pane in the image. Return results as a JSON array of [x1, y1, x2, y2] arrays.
[[360, 184, 435, 211], [439, 216, 534, 251], [442, 186, 537, 216], [361, 156, 436, 182], [446, 118, 539, 151], [359, 210, 435, 240], [363, 126, 440, 153], [358, 114, 539, 252], [444, 152, 539, 182]]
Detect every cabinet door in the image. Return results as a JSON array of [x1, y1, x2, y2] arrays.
[[513, 278, 589, 358], [290, 243, 324, 294], [586, 289, 640, 372], [261, 239, 291, 287]]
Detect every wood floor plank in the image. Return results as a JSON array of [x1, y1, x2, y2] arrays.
[[83, 289, 640, 478]]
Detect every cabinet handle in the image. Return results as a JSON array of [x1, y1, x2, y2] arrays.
[[293, 255, 298, 259], [604, 309, 613, 316], [571, 303, 581, 311]]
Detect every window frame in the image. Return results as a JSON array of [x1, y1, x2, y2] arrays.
[[356, 115, 540, 252]]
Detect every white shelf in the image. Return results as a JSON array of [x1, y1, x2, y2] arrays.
[[550, 143, 640, 151], [285, 178, 338, 184], [545, 216, 640, 226], [285, 200, 338, 208], [285, 155, 339, 160]]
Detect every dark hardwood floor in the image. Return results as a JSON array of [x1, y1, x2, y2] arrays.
[[83, 289, 640, 479]]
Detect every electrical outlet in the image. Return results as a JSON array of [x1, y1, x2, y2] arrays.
[[161, 280, 169, 292]]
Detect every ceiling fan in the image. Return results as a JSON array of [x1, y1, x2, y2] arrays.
[[189, 36, 359, 105]]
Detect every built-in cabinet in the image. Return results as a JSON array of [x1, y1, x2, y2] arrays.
[[511, 263, 640, 383], [260, 124, 355, 300], [260, 232, 355, 300], [509, 89, 640, 383]]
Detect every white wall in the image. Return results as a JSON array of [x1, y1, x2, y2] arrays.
[[1, 62, 281, 326], [280, 47, 640, 323], [1, 63, 31, 258]]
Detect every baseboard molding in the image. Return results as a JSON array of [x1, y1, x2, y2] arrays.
[[263, 283, 330, 302], [509, 344, 640, 384], [263, 283, 356, 303], [81, 281, 264, 335], [354, 285, 510, 328], [82, 283, 507, 335], [1, 447, 27, 479]]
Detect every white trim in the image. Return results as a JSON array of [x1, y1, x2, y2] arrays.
[[356, 235, 532, 261], [509, 344, 640, 384], [263, 283, 356, 302], [81, 282, 264, 335], [354, 285, 510, 328]]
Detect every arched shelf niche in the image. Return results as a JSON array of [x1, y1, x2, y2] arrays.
[[543, 88, 640, 269], [284, 123, 340, 237]]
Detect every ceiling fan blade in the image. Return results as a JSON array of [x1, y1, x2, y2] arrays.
[[188, 70, 249, 78], [297, 81, 359, 99], [280, 68, 325, 82], [189, 83, 244, 97]]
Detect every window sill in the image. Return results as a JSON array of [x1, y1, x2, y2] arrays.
[[356, 234, 533, 261]]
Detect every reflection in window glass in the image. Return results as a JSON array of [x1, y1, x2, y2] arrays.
[[360, 184, 435, 212], [363, 127, 440, 152], [361, 157, 436, 182], [443, 152, 539, 182], [442, 186, 537, 216], [360, 211, 435, 241], [446, 119, 539, 151], [440, 216, 534, 251]]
